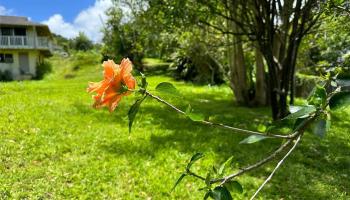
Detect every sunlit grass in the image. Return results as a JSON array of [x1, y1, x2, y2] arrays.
[[0, 54, 349, 199]]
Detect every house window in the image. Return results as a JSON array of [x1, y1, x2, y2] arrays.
[[0, 54, 14, 63], [14, 28, 26, 36], [1, 28, 13, 36]]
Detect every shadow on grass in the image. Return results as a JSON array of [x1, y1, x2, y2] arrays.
[[74, 82, 350, 199], [143, 64, 173, 77]]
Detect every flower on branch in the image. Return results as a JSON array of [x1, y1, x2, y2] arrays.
[[87, 58, 136, 112]]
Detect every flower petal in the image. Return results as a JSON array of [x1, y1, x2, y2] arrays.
[[87, 81, 102, 93], [103, 60, 116, 81], [108, 95, 122, 112], [88, 58, 136, 112], [120, 58, 133, 76], [124, 75, 136, 91]]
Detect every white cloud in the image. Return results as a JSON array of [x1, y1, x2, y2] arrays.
[[0, 5, 14, 15], [42, 0, 112, 42], [42, 14, 77, 38]]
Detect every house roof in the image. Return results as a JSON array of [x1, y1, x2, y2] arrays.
[[0, 15, 47, 27], [0, 15, 52, 36]]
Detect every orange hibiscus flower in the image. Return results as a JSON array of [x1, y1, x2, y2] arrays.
[[87, 58, 136, 112]]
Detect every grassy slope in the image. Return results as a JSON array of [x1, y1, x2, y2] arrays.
[[0, 54, 349, 199]]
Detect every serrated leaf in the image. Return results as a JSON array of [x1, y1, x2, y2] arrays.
[[171, 173, 186, 192], [239, 135, 270, 144], [284, 105, 316, 120], [187, 152, 204, 170], [218, 156, 233, 175], [224, 180, 243, 194], [329, 92, 350, 110], [128, 96, 146, 133], [155, 82, 180, 96], [210, 186, 233, 200], [186, 105, 205, 121]]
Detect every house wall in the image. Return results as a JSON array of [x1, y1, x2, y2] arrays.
[[0, 24, 53, 80], [0, 50, 39, 79], [0, 50, 19, 77]]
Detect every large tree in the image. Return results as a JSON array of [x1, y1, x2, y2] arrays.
[[106, 0, 328, 119], [197, 0, 323, 119]]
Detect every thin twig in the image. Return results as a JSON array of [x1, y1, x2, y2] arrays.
[[210, 114, 317, 185], [210, 136, 296, 184], [187, 171, 206, 181], [250, 135, 302, 200], [144, 90, 291, 139]]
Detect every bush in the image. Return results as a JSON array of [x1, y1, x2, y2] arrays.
[[0, 70, 13, 81], [295, 73, 320, 97], [71, 51, 101, 68], [172, 44, 225, 85], [338, 53, 350, 79], [71, 32, 93, 51], [35, 61, 52, 80]]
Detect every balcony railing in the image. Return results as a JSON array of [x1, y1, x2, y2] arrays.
[[0, 36, 52, 51]]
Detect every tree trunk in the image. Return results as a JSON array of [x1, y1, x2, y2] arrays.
[[254, 48, 268, 105], [228, 23, 250, 105]]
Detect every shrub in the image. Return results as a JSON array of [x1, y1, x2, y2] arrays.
[[0, 70, 13, 81], [35, 61, 52, 80], [71, 51, 101, 68], [295, 73, 320, 97], [338, 53, 350, 79], [71, 32, 93, 51]]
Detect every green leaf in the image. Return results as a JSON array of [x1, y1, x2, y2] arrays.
[[128, 96, 146, 133], [239, 135, 270, 144], [205, 172, 211, 187], [293, 117, 309, 131], [155, 82, 180, 96], [210, 186, 233, 200], [187, 112, 205, 121], [118, 83, 129, 94], [313, 114, 331, 138], [212, 166, 218, 174], [313, 119, 327, 138], [307, 85, 327, 106], [331, 81, 337, 87], [186, 105, 205, 121], [204, 191, 211, 200], [171, 173, 186, 192], [224, 180, 243, 194], [289, 105, 303, 114], [140, 72, 148, 89], [257, 124, 267, 132], [329, 91, 350, 110], [218, 156, 233, 175], [187, 152, 204, 170], [284, 105, 316, 120]]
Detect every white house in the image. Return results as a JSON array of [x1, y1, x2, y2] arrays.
[[0, 15, 53, 80]]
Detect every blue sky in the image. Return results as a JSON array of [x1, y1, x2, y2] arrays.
[[0, 0, 96, 22], [0, 0, 113, 42]]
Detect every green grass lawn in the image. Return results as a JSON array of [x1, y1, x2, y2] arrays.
[[0, 54, 349, 199]]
